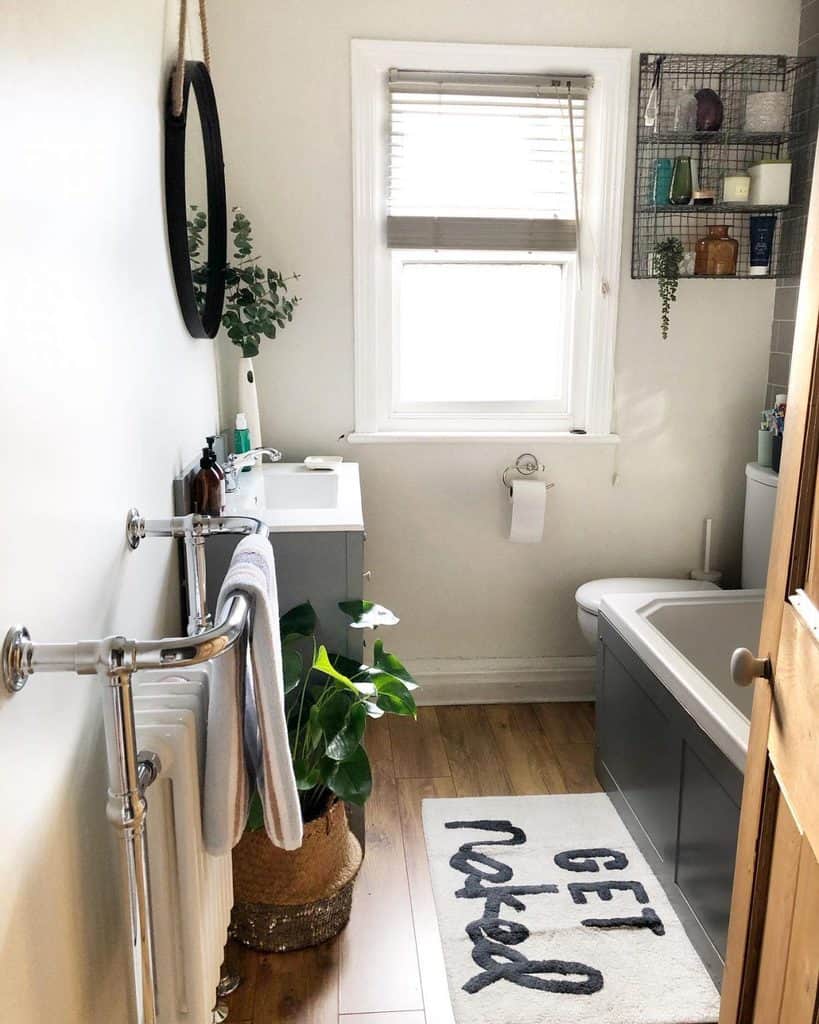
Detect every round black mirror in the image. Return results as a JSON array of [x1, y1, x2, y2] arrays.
[[165, 60, 227, 339]]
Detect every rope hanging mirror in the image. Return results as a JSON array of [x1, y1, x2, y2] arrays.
[[165, 0, 227, 339]]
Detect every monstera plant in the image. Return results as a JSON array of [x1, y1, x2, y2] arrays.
[[232, 599, 419, 952], [246, 598, 417, 828]]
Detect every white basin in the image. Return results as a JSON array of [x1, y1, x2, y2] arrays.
[[224, 462, 363, 533], [263, 467, 339, 509]]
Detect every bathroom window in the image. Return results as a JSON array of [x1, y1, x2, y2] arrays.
[[351, 40, 631, 440]]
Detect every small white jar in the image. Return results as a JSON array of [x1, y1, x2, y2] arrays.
[[749, 160, 792, 205], [723, 174, 751, 203]]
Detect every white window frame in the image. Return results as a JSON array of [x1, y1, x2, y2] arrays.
[[389, 250, 577, 432], [351, 38, 631, 442]]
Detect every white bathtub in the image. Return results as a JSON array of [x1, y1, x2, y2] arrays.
[[600, 589, 765, 772]]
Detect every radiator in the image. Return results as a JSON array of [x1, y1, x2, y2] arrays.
[[134, 669, 233, 1024]]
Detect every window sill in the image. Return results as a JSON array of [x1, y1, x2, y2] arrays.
[[346, 431, 620, 445]]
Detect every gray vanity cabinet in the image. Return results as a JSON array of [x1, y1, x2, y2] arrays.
[[596, 616, 742, 973], [202, 531, 365, 659]]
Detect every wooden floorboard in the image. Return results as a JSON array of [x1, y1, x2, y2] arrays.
[[398, 776, 457, 1024], [484, 703, 569, 795], [533, 700, 595, 744], [436, 705, 513, 797], [226, 702, 600, 1022], [338, 717, 424, 1016], [389, 707, 450, 778], [222, 940, 258, 1021], [251, 941, 338, 1023]]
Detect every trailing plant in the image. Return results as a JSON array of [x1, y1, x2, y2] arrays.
[[188, 205, 300, 357], [246, 599, 418, 829], [654, 236, 684, 340]]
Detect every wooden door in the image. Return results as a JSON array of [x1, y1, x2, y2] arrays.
[[720, 151, 819, 1024]]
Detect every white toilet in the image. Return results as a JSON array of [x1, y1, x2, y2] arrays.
[[574, 461, 780, 649]]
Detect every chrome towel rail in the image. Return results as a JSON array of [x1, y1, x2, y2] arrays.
[[1, 508, 268, 1024], [127, 509, 268, 636]]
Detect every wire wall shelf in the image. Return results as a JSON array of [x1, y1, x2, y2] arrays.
[[633, 53, 817, 281]]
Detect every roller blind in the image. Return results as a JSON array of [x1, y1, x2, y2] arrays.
[[388, 69, 590, 252]]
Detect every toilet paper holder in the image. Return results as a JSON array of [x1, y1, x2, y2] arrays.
[[502, 453, 555, 499]]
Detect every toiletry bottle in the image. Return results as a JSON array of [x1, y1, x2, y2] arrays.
[[234, 413, 252, 472], [192, 437, 226, 515]]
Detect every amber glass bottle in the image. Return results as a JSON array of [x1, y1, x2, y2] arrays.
[[192, 440, 226, 515], [694, 224, 738, 276]]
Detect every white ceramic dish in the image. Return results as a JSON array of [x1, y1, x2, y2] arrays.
[[304, 455, 344, 470]]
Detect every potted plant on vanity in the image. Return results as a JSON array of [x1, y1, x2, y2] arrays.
[[188, 206, 300, 447], [230, 598, 418, 952]]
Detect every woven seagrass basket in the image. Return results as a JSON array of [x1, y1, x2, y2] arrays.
[[230, 800, 363, 952]]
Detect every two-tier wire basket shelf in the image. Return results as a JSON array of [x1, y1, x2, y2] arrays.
[[632, 53, 816, 280]]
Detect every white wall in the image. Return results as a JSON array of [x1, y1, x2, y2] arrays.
[[210, 0, 800, 671], [0, 3, 218, 1020]]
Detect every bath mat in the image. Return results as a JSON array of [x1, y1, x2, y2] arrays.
[[423, 793, 720, 1024]]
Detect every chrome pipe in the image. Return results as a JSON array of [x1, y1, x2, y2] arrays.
[[2, 593, 251, 686], [126, 510, 268, 636], [0, 509, 267, 1024], [0, 594, 253, 1024], [99, 649, 158, 1024]]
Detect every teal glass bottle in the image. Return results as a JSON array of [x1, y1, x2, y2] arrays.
[[669, 157, 693, 205], [653, 158, 673, 205]]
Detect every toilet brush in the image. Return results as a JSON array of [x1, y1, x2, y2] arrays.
[[690, 516, 723, 585]]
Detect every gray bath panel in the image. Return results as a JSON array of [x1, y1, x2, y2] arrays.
[[596, 614, 742, 986]]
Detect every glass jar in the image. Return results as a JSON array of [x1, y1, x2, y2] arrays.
[[669, 157, 693, 205], [694, 225, 738, 276]]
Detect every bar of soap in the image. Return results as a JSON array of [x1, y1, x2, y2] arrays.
[[304, 455, 344, 471]]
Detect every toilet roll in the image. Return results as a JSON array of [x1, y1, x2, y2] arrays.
[[509, 479, 548, 543]]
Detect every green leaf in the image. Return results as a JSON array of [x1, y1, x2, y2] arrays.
[[280, 602, 317, 640], [375, 677, 416, 717], [282, 648, 302, 694], [326, 702, 367, 762], [326, 745, 372, 805], [246, 791, 265, 831], [372, 639, 418, 690], [319, 690, 352, 741], [338, 600, 400, 629], [314, 645, 359, 692], [330, 654, 377, 696], [293, 756, 322, 790], [305, 703, 323, 752]]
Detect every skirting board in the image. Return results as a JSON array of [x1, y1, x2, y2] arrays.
[[410, 656, 596, 706]]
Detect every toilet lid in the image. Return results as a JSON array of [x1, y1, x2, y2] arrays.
[[575, 577, 718, 615]]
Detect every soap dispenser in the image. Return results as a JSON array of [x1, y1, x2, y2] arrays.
[[192, 436, 226, 515]]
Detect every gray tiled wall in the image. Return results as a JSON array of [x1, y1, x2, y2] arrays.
[[766, 3, 819, 405]]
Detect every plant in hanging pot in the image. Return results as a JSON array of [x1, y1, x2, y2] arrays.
[[652, 236, 684, 340], [230, 599, 418, 953], [188, 206, 300, 447]]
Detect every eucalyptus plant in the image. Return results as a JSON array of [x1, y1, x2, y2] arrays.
[[654, 236, 684, 340], [188, 205, 300, 357], [246, 599, 417, 829]]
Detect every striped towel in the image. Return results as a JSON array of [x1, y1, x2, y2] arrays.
[[204, 535, 303, 854]]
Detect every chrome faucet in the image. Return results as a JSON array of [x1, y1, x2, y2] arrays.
[[224, 446, 283, 492]]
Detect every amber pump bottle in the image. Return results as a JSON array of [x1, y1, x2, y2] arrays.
[[192, 436, 226, 515]]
